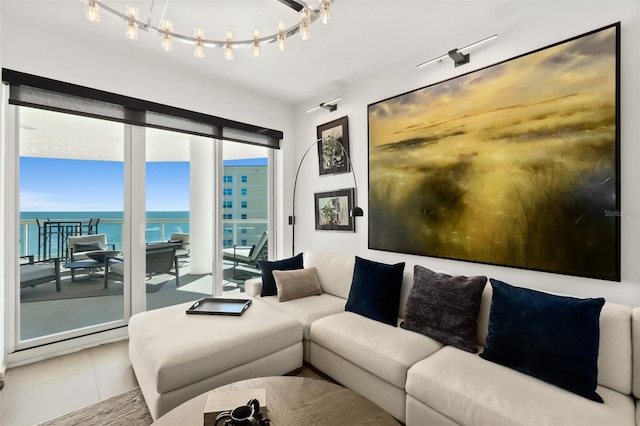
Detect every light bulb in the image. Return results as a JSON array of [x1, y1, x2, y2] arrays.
[[253, 28, 261, 58], [160, 20, 173, 51], [86, 0, 100, 22], [194, 28, 205, 58], [300, 8, 311, 40], [224, 30, 234, 60], [321, 0, 331, 24], [277, 21, 286, 52], [126, 5, 139, 40]]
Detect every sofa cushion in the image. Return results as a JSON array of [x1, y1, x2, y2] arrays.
[[258, 253, 304, 297], [401, 265, 486, 352], [127, 298, 303, 394], [273, 267, 323, 302], [310, 311, 442, 388], [74, 241, 103, 252], [256, 293, 345, 340], [599, 302, 632, 395], [407, 346, 635, 426], [304, 251, 355, 299], [345, 256, 405, 326], [634, 308, 640, 399], [20, 264, 56, 282], [481, 278, 605, 402]]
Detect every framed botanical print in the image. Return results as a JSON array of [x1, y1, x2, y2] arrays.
[[314, 188, 355, 232], [316, 115, 350, 175]]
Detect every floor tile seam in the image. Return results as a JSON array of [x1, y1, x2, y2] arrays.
[[1, 364, 95, 396], [88, 350, 105, 400]]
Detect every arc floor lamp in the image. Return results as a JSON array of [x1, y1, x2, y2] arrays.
[[289, 136, 364, 256]]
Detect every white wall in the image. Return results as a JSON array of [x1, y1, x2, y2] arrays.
[[0, 0, 6, 379], [292, 1, 640, 307]]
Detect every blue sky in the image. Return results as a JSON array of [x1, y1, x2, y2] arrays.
[[20, 158, 190, 212]]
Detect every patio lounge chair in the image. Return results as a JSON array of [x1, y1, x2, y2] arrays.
[[223, 231, 268, 279], [20, 256, 62, 292], [110, 243, 180, 286], [67, 233, 115, 260]]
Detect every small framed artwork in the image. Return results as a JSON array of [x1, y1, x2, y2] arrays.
[[314, 188, 355, 232], [316, 115, 350, 175]]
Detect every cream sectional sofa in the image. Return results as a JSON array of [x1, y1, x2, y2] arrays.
[[129, 250, 639, 425], [246, 251, 637, 426]]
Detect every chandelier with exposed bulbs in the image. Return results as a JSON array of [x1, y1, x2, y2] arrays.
[[84, 0, 334, 60]]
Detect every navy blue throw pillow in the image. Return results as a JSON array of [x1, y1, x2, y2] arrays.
[[345, 256, 405, 326], [258, 253, 304, 297], [480, 278, 605, 402]]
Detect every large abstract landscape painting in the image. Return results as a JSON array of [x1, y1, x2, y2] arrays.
[[367, 23, 620, 281]]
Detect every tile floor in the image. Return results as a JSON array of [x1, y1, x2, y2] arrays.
[[0, 339, 136, 426]]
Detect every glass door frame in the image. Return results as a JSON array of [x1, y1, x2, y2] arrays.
[[5, 106, 136, 359], [3, 112, 273, 364]]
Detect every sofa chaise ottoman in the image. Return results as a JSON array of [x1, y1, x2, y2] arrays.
[[128, 297, 303, 420]]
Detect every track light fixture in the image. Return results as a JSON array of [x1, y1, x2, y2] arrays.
[[83, 0, 334, 60], [306, 97, 342, 113], [417, 34, 498, 69]]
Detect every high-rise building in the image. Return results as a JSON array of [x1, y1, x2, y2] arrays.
[[222, 158, 268, 248]]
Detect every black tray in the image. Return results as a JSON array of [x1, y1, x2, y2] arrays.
[[186, 297, 252, 316]]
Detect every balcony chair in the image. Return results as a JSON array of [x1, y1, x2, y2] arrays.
[[110, 243, 180, 286], [222, 231, 268, 279], [35, 218, 50, 261], [83, 218, 100, 235], [20, 255, 62, 292], [67, 233, 115, 261], [168, 232, 190, 264]]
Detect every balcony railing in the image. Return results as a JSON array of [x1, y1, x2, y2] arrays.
[[19, 217, 267, 259]]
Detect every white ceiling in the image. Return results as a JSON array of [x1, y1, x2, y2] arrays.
[[3, 0, 518, 159], [2, 0, 509, 106]]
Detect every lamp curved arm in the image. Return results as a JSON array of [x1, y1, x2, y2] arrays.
[[290, 136, 363, 256]]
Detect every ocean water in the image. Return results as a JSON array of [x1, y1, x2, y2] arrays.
[[20, 211, 189, 256]]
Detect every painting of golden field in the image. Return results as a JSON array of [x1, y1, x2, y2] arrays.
[[368, 24, 620, 280]]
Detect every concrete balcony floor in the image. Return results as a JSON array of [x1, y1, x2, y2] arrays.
[[18, 259, 260, 342]]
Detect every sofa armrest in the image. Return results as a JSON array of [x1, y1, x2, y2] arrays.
[[245, 277, 262, 297]]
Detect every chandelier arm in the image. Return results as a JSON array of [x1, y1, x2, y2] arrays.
[[88, 0, 328, 49], [157, 0, 171, 30], [145, 0, 156, 27]]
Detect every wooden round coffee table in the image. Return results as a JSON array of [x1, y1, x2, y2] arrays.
[[152, 376, 399, 425]]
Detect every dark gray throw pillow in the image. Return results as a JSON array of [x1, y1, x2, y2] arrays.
[[400, 265, 486, 352]]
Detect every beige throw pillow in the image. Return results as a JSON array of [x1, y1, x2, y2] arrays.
[[272, 267, 323, 302]]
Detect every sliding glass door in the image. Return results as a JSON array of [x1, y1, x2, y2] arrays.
[[222, 141, 269, 294], [17, 107, 128, 346], [4, 74, 276, 356], [144, 129, 215, 310]]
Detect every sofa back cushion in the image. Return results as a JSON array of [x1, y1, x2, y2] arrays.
[[476, 284, 632, 395], [304, 251, 355, 299], [632, 307, 640, 398]]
